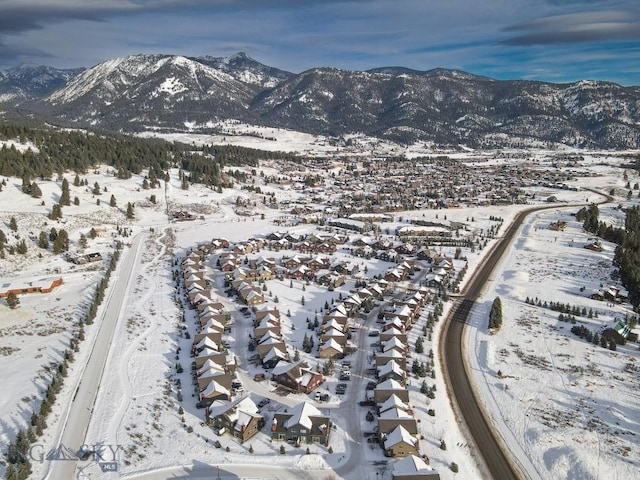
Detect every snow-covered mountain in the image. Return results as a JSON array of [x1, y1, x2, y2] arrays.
[[1, 53, 639, 148], [45, 54, 259, 130], [0, 64, 83, 103], [193, 52, 292, 89]]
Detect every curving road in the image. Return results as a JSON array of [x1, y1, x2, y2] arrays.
[[441, 206, 566, 479], [440, 194, 612, 480]]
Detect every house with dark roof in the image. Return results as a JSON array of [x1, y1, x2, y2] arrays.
[[271, 362, 324, 394]]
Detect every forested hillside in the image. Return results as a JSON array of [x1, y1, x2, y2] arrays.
[[0, 125, 299, 187]]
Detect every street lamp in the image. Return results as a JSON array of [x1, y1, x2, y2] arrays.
[[217, 464, 221, 480]]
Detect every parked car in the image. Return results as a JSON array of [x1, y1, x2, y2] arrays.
[[254, 373, 266, 381], [257, 398, 270, 408], [314, 391, 322, 401], [339, 373, 351, 381], [366, 381, 377, 390], [368, 330, 380, 337], [359, 399, 376, 407], [336, 383, 347, 394]]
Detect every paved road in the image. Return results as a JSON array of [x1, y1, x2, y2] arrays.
[[441, 211, 531, 480], [45, 233, 145, 480], [440, 197, 613, 480]]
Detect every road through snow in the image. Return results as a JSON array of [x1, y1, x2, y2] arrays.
[[45, 233, 146, 480]]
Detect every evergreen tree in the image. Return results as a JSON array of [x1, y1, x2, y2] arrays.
[[21, 175, 31, 194], [6, 292, 20, 309], [53, 229, 69, 254], [126, 202, 135, 219], [59, 178, 70, 206], [489, 296, 503, 329], [16, 239, 27, 254], [31, 181, 42, 198], [110, 194, 117, 207], [9, 216, 17, 231], [49, 203, 62, 220]]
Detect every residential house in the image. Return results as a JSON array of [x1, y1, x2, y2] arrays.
[[271, 402, 331, 445], [383, 425, 419, 458], [271, 362, 324, 394], [208, 396, 264, 443], [374, 379, 410, 403], [318, 339, 344, 359], [375, 350, 407, 370], [392, 454, 441, 480], [377, 361, 406, 384], [320, 327, 347, 346], [378, 408, 419, 435], [261, 346, 289, 369], [199, 380, 231, 406]]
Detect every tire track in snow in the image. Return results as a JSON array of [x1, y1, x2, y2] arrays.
[[106, 229, 172, 447]]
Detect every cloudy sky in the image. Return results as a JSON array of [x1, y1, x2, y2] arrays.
[[0, 0, 638, 85]]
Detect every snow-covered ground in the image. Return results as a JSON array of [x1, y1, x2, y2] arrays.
[[1, 130, 639, 480], [467, 207, 639, 480]]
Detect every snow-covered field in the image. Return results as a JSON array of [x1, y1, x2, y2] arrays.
[[1, 128, 639, 480], [467, 207, 639, 480]]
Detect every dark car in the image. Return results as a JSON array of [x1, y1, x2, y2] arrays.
[[336, 383, 347, 394], [359, 399, 376, 407], [366, 381, 377, 390], [257, 398, 270, 408]]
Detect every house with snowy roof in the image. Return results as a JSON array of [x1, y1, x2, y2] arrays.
[[271, 402, 331, 445], [382, 425, 419, 458], [271, 361, 323, 394], [377, 360, 406, 384], [374, 379, 410, 403], [207, 396, 264, 443], [378, 407, 419, 435], [199, 380, 231, 406], [392, 454, 440, 479], [318, 338, 344, 359]]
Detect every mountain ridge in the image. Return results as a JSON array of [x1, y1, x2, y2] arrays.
[[1, 52, 639, 149]]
